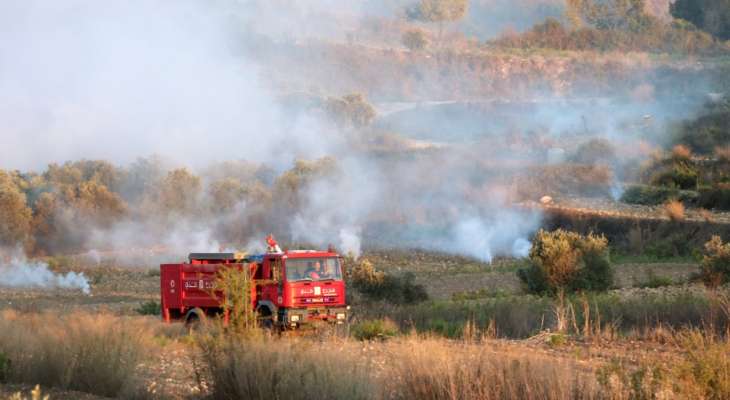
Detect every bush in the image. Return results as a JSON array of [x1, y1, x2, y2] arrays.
[[402, 29, 428, 51], [135, 300, 161, 316], [700, 236, 730, 288], [635, 270, 674, 289], [350, 259, 428, 304], [664, 199, 685, 221], [518, 229, 613, 295], [672, 330, 730, 399], [621, 184, 697, 206], [570, 138, 616, 165], [351, 318, 399, 340], [649, 159, 699, 190], [673, 96, 730, 155], [0, 351, 8, 383], [698, 186, 730, 210]]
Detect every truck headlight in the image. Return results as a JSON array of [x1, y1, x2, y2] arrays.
[[290, 314, 300, 322], [336, 313, 346, 320]]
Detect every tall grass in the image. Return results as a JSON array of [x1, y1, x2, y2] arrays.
[[385, 337, 598, 400], [197, 334, 603, 400], [358, 287, 729, 339], [0, 311, 152, 398], [197, 334, 373, 400]]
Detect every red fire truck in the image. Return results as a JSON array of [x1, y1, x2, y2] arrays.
[[160, 237, 348, 329]]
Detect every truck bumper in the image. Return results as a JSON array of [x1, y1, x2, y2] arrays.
[[281, 306, 349, 327]]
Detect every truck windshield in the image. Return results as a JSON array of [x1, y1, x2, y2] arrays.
[[285, 258, 342, 282]]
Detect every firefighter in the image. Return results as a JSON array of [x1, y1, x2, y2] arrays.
[[305, 261, 322, 280]]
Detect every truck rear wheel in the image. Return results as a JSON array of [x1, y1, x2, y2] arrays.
[[184, 308, 206, 332]]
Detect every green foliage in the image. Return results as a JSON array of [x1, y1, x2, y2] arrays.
[[359, 288, 725, 339], [567, 0, 651, 31], [645, 233, 694, 258], [570, 138, 616, 165], [547, 333, 567, 347], [621, 184, 697, 206], [0, 351, 9, 383], [135, 300, 161, 316], [672, 0, 730, 40], [350, 259, 429, 304], [402, 29, 429, 51], [351, 319, 399, 340], [649, 159, 699, 190], [673, 96, 730, 154], [698, 186, 730, 211], [518, 229, 613, 295], [213, 266, 257, 332], [700, 235, 730, 288], [408, 0, 469, 24], [635, 270, 674, 288]]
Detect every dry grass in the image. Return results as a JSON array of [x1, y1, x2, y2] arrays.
[[384, 337, 598, 400], [197, 334, 373, 400], [0, 311, 153, 398], [699, 208, 714, 223], [196, 333, 602, 400], [664, 200, 685, 221]]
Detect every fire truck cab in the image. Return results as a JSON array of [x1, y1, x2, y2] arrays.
[[160, 240, 348, 329]]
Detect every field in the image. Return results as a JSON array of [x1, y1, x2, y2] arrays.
[[3, 0, 730, 399], [0, 243, 728, 399]]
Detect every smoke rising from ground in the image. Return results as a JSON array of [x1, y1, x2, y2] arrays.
[[0, 252, 90, 294], [2, 0, 717, 267]]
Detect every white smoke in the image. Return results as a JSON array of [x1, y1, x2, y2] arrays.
[[338, 226, 363, 259], [448, 210, 542, 263], [0, 258, 91, 294]]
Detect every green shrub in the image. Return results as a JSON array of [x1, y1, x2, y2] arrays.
[[700, 236, 730, 288], [402, 29, 428, 51], [698, 186, 730, 210], [673, 96, 730, 154], [0, 351, 9, 383], [649, 159, 699, 190], [351, 319, 399, 341], [350, 259, 428, 304], [645, 233, 694, 258], [570, 138, 616, 165], [635, 270, 674, 289], [135, 300, 161, 316], [518, 229, 613, 295], [621, 184, 697, 206]]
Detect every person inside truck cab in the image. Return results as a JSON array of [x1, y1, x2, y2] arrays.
[[305, 261, 322, 280]]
